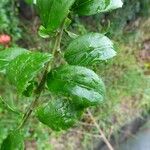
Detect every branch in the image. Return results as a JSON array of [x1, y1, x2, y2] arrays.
[[87, 109, 114, 150], [16, 21, 65, 130]]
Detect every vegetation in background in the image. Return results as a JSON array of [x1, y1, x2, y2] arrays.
[[0, 0, 150, 149], [106, 0, 150, 36], [77, 0, 150, 37], [0, 0, 22, 43], [0, 0, 124, 150]]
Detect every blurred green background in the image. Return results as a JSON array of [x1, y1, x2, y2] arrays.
[[0, 0, 150, 149]]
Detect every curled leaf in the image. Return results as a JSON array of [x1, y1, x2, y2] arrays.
[[37, 0, 75, 33]]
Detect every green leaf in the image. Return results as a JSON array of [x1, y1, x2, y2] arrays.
[[65, 30, 79, 39], [65, 33, 116, 66], [64, 18, 72, 29], [22, 81, 38, 97], [0, 96, 21, 115], [7, 52, 52, 94], [47, 65, 105, 107], [36, 98, 83, 131], [25, 0, 36, 4], [36, 0, 75, 33], [0, 131, 24, 150], [74, 0, 123, 16], [38, 26, 50, 39], [0, 48, 28, 73]]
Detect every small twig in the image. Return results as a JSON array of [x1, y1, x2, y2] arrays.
[[87, 109, 114, 150], [108, 127, 114, 141]]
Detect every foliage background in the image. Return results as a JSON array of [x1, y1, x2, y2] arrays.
[[0, 0, 150, 149], [0, 0, 22, 43]]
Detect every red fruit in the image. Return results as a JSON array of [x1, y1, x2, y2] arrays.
[[0, 34, 11, 45]]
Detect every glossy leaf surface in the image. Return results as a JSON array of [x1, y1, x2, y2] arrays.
[[0, 48, 28, 72], [36, 98, 83, 131], [7, 52, 52, 93], [0, 131, 24, 150], [36, 0, 75, 33], [47, 65, 105, 107], [74, 0, 123, 16], [65, 33, 116, 66]]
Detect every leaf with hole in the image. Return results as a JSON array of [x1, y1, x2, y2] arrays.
[[0, 131, 24, 150], [74, 0, 123, 16], [36, 98, 83, 131], [47, 65, 105, 107], [7, 52, 52, 94], [65, 33, 116, 66], [0, 48, 28, 73], [36, 0, 75, 33]]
